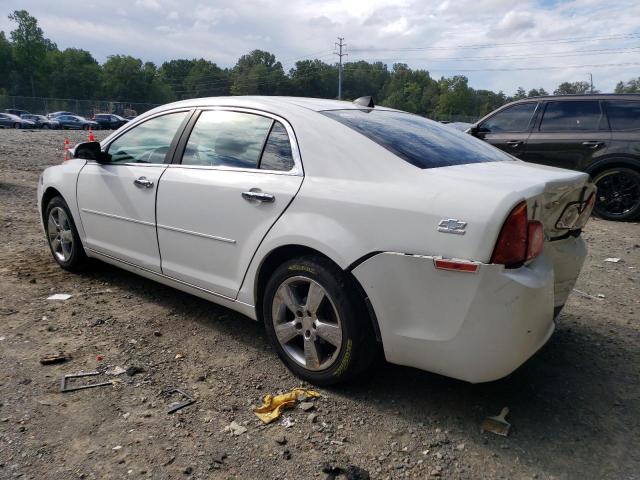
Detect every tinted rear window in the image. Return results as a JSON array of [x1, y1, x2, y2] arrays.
[[605, 101, 640, 131], [322, 109, 510, 169], [539, 101, 604, 132]]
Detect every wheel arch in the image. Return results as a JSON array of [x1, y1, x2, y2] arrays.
[[585, 156, 640, 177], [41, 186, 64, 222], [253, 244, 382, 342]]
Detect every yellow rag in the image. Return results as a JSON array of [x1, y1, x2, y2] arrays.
[[253, 388, 320, 424]]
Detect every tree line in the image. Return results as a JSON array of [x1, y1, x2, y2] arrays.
[[2, 10, 639, 119]]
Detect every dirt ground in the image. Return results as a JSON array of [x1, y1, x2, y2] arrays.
[[0, 129, 638, 480]]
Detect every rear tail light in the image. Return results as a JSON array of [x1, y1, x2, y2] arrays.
[[491, 201, 544, 268]]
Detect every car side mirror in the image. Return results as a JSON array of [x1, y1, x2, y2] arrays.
[[74, 141, 110, 163]]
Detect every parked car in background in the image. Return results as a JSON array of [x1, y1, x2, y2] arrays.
[[470, 94, 640, 221], [0, 113, 36, 128], [92, 113, 129, 130], [57, 115, 99, 130], [5, 108, 31, 117], [39, 96, 595, 386], [47, 111, 77, 119], [21, 114, 60, 129]]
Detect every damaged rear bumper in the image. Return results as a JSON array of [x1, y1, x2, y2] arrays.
[[352, 236, 586, 383]]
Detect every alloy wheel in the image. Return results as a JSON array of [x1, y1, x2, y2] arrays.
[[47, 207, 74, 262], [271, 276, 343, 371], [595, 170, 640, 219]]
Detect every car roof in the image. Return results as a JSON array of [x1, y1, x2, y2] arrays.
[[148, 96, 395, 115], [510, 93, 640, 103]]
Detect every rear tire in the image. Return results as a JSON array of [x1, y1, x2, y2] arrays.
[[44, 196, 88, 272], [263, 255, 376, 386], [593, 167, 640, 221]]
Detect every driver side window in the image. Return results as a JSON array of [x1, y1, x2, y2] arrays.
[[107, 111, 188, 164]]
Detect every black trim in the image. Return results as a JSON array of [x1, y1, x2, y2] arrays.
[[346, 251, 382, 272], [171, 109, 201, 164], [256, 119, 276, 170]]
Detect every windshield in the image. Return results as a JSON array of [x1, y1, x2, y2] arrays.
[[322, 109, 512, 169]]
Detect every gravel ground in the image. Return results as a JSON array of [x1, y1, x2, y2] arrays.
[[0, 129, 639, 480]]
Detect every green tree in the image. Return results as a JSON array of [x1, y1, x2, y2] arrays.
[[553, 81, 593, 95], [48, 48, 102, 99], [102, 55, 171, 103], [231, 50, 289, 95], [512, 87, 527, 100], [527, 87, 548, 97], [0, 31, 12, 93], [183, 59, 229, 98], [614, 78, 640, 93], [8, 10, 56, 96], [289, 60, 337, 98], [435, 75, 474, 118]]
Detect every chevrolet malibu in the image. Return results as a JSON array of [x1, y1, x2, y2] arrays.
[[37, 96, 595, 386]]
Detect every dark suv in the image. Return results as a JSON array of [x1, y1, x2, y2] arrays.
[[470, 94, 640, 221]]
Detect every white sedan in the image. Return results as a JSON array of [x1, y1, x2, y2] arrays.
[[38, 96, 595, 385]]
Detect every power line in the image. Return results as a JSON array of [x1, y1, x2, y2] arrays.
[[349, 32, 640, 53]]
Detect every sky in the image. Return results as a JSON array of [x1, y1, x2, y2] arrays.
[[1, 0, 639, 94]]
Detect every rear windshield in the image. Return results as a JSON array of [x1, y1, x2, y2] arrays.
[[322, 109, 511, 169]]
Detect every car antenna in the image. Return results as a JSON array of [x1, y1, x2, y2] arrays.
[[353, 96, 374, 108]]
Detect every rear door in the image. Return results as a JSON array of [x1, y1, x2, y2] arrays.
[[156, 108, 303, 299], [474, 102, 538, 158], [76, 110, 191, 272], [523, 100, 611, 171]]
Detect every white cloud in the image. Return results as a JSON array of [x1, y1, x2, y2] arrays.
[[0, 0, 638, 93]]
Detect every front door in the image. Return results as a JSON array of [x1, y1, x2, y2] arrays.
[[522, 100, 611, 171], [156, 109, 303, 299], [76, 110, 190, 272], [475, 102, 538, 158]]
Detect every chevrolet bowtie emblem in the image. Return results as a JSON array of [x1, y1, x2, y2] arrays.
[[437, 218, 467, 235]]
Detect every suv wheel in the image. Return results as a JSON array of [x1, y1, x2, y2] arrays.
[[45, 196, 88, 272], [593, 167, 640, 221], [263, 256, 376, 386]]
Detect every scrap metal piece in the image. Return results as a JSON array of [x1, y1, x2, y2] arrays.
[[40, 352, 72, 365], [481, 407, 511, 437], [166, 388, 195, 414], [60, 371, 113, 393]]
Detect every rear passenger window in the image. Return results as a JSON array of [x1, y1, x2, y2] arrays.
[[182, 111, 272, 168], [259, 121, 294, 171], [605, 101, 640, 131], [540, 101, 604, 132]]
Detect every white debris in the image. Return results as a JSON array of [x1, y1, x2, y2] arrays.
[[0, 336, 5, 341], [604, 258, 621, 263], [47, 293, 72, 301], [107, 366, 126, 376], [224, 420, 247, 436], [112, 445, 122, 450], [281, 416, 295, 428]]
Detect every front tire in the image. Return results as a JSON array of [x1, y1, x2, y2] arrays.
[[45, 196, 88, 272], [13, 123, 20, 129], [593, 167, 640, 221], [263, 255, 376, 386]]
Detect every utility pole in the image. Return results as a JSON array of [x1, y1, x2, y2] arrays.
[[334, 37, 347, 100], [589, 73, 594, 94]]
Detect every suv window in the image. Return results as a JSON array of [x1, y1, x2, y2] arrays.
[[481, 103, 537, 133], [539, 101, 604, 132], [259, 121, 294, 171], [605, 101, 640, 131], [322, 109, 511, 169], [107, 111, 188, 164], [182, 110, 273, 168]]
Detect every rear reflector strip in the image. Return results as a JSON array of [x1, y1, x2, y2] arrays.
[[434, 259, 479, 273]]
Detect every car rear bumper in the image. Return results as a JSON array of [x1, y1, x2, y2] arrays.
[[352, 236, 586, 383]]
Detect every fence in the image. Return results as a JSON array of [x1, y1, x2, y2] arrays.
[[0, 95, 160, 118]]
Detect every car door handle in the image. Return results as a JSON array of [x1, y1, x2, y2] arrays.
[[582, 141, 604, 149], [133, 176, 154, 188], [242, 191, 275, 203], [506, 140, 522, 148]]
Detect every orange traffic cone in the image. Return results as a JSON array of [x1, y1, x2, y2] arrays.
[[63, 138, 70, 161], [88, 128, 95, 142]]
